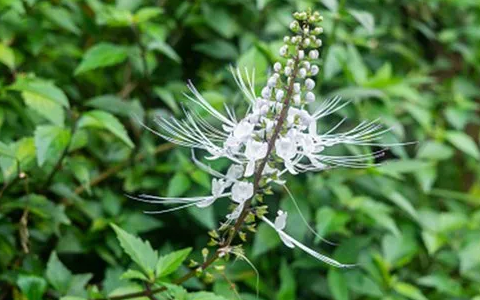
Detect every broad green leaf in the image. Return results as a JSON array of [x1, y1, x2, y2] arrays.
[[378, 159, 432, 176], [252, 222, 281, 257], [321, 0, 338, 12], [202, 6, 238, 39], [34, 125, 71, 167], [459, 239, 480, 274], [348, 9, 375, 34], [153, 87, 180, 115], [9, 78, 70, 108], [0, 138, 36, 181], [133, 7, 163, 23], [417, 273, 462, 296], [277, 260, 296, 300], [324, 45, 346, 80], [74, 43, 128, 75], [23, 91, 65, 126], [421, 230, 445, 255], [445, 131, 480, 160], [393, 282, 428, 300], [0, 43, 15, 70], [382, 231, 418, 266], [167, 173, 191, 197], [148, 41, 181, 63], [42, 5, 80, 35], [328, 269, 349, 300], [156, 247, 192, 278], [417, 141, 454, 160], [78, 110, 134, 148], [46, 252, 73, 294], [346, 45, 368, 84], [194, 40, 238, 60], [17, 275, 47, 300], [121, 269, 149, 281], [111, 224, 158, 277], [0, 141, 15, 158], [384, 192, 419, 221], [187, 292, 229, 300]]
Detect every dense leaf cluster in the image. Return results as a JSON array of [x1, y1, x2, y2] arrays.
[[0, 0, 479, 299]]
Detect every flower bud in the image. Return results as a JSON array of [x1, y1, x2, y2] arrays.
[[267, 76, 277, 88], [293, 94, 301, 105], [279, 45, 288, 56], [310, 65, 319, 76], [276, 89, 284, 101], [305, 91, 315, 103], [298, 50, 305, 60], [303, 38, 311, 47], [261, 86, 272, 99], [284, 66, 292, 76], [299, 68, 307, 78], [274, 62, 282, 72], [309, 50, 319, 59], [289, 21, 300, 32], [293, 83, 301, 93], [315, 39, 322, 48], [305, 78, 315, 90], [283, 36, 290, 43]]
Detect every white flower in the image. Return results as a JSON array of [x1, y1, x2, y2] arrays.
[[244, 139, 268, 176], [311, 65, 319, 76], [293, 83, 301, 93], [279, 45, 288, 56], [276, 89, 285, 101], [298, 50, 305, 59], [231, 181, 254, 203], [226, 164, 244, 181], [262, 211, 356, 268], [233, 121, 254, 141], [284, 66, 292, 76], [261, 86, 272, 99]]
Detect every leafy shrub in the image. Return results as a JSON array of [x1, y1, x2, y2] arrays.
[[1, 0, 479, 300]]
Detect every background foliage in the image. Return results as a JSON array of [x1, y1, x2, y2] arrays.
[[1, 0, 480, 299]]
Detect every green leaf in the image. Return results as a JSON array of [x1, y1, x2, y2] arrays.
[[42, 5, 80, 35], [78, 110, 134, 148], [202, 6, 238, 39], [194, 40, 238, 60], [153, 87, 180, 115], [252, 222, 281, 257], [187, 292, 229, 300], [133, 7, 163, 24], [9, 77, 70, 108], [46, 252, 73, 294], [417, 141, 454, 160], [277, 260, 296, 300], [167, 173, 191, 197], [417, 273, 462, 296], [148, 41, 181, 63], [0, 138, 36, 181], [384, 191, 419, 221], [17, 275, 47, 300], [459, 239, 480, 274], [111, 224, 158, 277], [321, 0, 338, 12], [0, 43, 15, 70], [393, 282, 428, 300], [121, 269, 149, 281], [348, 9, 375, 34], [23, 91, 65, 126], [346, 45, 368, 84], [445, 131, 480, 160], [74, 43, 128, 75], [324, 45, 346, 80], [34, 125, 71, 167], [156, 247, 192, 278], [328, 269, 349, 300]]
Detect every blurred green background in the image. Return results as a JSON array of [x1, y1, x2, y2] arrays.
[[1, 0, 480, 299]]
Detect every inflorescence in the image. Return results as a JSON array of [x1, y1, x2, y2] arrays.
[[132, 9, 398, 269]]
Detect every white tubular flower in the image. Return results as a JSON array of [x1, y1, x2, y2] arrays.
[[275, 136, 298, 174], [262, 212, 356, 268], [226, 164, 244, 181], [244, 139, 269, 176], [233, 120, 254, 141], [231, 181, 254, 203]]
